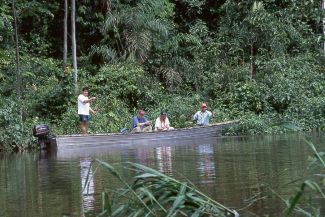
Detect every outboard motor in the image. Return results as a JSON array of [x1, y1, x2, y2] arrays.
[[33, 124, 51, 149]]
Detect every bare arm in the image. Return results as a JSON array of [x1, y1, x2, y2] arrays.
[[137, 121, 151, 127], [193, 112, 198, 121], [90, 107, 97, 115], [82, 97, 96, 104]]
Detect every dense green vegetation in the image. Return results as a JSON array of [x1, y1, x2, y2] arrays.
[[0, 0, 325, 150]]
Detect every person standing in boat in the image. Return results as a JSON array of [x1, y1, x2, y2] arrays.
[[154, 111, 174, 131], [193, 103, 214, 126], [78, 87, 97, 135], [131, 110, 152, 133]]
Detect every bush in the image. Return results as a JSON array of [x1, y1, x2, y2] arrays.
[[0, 97, 37, 151], [90, 64, 164, 110]]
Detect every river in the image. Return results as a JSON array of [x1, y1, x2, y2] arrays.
[[0, 133, 324, 217]]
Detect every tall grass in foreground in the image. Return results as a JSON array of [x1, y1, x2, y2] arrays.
[[282, 139, 325, 217], [84, 160, 239, 217], [276, 124, 325, 216]]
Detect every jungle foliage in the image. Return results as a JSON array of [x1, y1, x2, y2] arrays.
[[0, 0, 325, 150]]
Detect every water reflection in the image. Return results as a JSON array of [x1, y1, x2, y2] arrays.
[[155, 146, 173, 175], [80, 157, 95, 212], [136, 148, 151, 165], [195, 144, 216, 184], [0, 133, 323, 217]]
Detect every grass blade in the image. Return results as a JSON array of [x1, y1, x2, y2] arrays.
[[285, 182, 306, 217], [96, 159, 123, 182], [101, 191, 112, 215], [304, 139, 325, 167], [166, 182, 187, 217]]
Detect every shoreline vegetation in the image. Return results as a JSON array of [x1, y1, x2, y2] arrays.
[[0, 0, 324, 151]]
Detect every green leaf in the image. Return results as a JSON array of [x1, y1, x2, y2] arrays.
[[101, 191, 112, 215], [96, 159, 123, 182], [166, 182, 187, 217]]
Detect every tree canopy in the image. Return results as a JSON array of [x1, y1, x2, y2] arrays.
[[0, 0, 324, 150]]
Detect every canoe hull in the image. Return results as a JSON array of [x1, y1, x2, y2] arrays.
[[48, 120, 239, 151], [40, 120, 239, 159]]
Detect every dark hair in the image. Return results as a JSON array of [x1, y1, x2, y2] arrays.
[[82, 87, 89, 92]]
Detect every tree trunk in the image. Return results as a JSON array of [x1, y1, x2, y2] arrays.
[[12, 0, 23, 130], [63, 0, 68, 70], [250, 43, 256, 79], [323, 0, 325, 55], [71, 0, 78, 92]]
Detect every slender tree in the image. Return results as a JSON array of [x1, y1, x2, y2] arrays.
[[71, 0, 77, 92], [63, 0, 68, 70], [12, 0, 23, 129], [323, 0, 325, 55], [250, 43, 256, 79]]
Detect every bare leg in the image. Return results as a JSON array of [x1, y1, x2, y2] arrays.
[[80, 122, 87, 135], [131, 127, 141, 133], [143, 126, 152, 132]]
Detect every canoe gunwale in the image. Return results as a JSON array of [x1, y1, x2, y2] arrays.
[[47, 120, 240, 151], [56, 120, 240, 138]]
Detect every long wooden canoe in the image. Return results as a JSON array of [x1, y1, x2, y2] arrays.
[[48, 120, 239, 150], [39, 120, 240, 159]]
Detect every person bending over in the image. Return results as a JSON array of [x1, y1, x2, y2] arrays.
[[154, 111, 174, 131], [131, 110, 152, 133]]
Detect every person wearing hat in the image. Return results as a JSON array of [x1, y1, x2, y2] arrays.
[[131, 109, 152, 133], [193, 103, 214, 126], [154, 111, 174, 131]]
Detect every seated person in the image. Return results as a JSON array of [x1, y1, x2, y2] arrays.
[[155, 111, 174, 131], [131, 110, 152, 133]]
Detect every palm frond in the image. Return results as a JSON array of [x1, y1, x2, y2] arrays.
[[159, 66, 183, 89], [147, 19, 169, 38], [102, 11, 120, 34], [89, 45, 119, 63], [96, 0, 170, 63], [125, 30, 152, 62]]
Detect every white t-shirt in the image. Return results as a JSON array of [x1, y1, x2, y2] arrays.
[[78, 94, 90, 115], [155, 117, 170, 131]]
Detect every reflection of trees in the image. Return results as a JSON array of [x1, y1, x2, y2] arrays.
[[155, 146, 173, 175], [167, 135, 316, 216], [36, 152, 83, 217], [127, 147, 156, 165], [0, 134, 321, 217], [0, 153, 83, 216], [212, 135, 312, 216]]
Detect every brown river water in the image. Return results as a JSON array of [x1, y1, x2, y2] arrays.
[[0, 133, 324, 217]]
